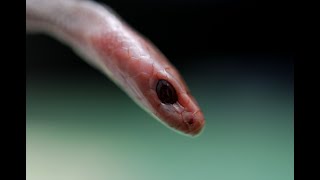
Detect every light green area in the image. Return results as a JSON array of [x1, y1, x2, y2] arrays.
[[27, 69, 293, 180]]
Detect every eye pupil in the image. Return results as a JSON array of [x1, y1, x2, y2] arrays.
[[156, 79, 178, 104]]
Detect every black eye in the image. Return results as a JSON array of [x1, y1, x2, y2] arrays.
[[156, 79, 178, 104]]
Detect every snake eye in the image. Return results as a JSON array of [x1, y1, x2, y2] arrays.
[[156, 79, 178, 104]]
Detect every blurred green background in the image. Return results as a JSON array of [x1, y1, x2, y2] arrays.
[[26, 35, 293, 180]]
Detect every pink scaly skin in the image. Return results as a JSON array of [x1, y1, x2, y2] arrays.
[[26, 0, 205, 136]]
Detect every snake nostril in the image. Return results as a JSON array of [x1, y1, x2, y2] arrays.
[[187, 118, 194, 125]]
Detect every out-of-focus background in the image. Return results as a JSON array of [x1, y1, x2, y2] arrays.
[[26, 0, 294, 180]]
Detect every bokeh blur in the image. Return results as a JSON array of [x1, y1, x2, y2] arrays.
[[26, 0, 293, 180]]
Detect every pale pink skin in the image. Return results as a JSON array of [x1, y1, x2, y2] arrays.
[[26, 0, 205, 136]]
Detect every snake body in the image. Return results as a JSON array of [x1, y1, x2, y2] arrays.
[[26, 0, 205, 136]]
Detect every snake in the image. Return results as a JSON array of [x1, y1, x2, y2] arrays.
[[26, 0, 205, 136]]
